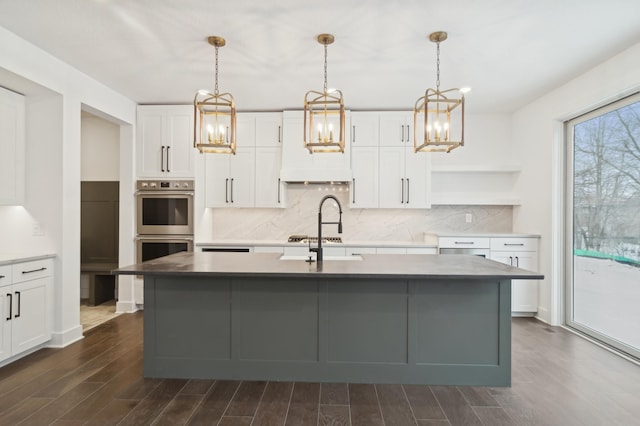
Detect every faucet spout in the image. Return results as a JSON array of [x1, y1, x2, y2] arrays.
[[311, 195, 343, 263]]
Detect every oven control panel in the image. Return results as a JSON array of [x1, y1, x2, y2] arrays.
[[137, 180, 194, 191]]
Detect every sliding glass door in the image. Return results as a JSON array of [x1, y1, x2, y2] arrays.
[[566, 93, 640, 360]]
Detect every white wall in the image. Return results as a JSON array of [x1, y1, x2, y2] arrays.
[[512, 42, 640, 325], [81, 114, 120, 181], [0, 25, 137, 347]]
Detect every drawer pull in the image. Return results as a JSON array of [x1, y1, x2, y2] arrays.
[[504, 243, 525, 246], [22, 267, 47, 274], [454, 241, 474, 245], [14, 291, 20, 318], [6, 293, 11, 321], [0, 275, 5, 279]]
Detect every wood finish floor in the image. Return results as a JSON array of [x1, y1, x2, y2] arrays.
[[0, 313, 638, 425]]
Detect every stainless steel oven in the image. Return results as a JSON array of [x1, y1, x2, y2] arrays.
[[136, 235, 194, 264], [136, 180, 194, 235]]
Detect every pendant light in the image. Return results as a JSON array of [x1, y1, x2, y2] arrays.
[[194, 36, 236, 154], [304, 34, 346, 154], [414, 31, 465, 153]]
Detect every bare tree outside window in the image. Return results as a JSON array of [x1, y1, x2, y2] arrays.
[[568, 95, 640, 358]]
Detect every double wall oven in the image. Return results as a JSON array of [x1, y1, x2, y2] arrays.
[[136, 180, 194, 263]]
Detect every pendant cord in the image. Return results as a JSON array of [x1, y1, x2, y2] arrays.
[[436, 41, 441, 91], [214, 45, 219, 95], [323, 43, 328, 93]]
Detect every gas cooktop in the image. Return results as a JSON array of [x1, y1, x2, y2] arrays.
[[287, 235, 342, 244]]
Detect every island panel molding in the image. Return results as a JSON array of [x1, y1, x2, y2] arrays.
[[115, 252, 542, 386]]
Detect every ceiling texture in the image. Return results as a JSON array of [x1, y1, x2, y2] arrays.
[[0, 0, 639, 113]]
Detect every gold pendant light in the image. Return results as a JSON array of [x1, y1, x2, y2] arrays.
[[194, 36, 236, 154], [414, 31, 465, 153], [304, 34, 346, 154]]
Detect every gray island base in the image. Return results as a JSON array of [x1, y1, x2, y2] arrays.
[[113, 251, 543, 387]]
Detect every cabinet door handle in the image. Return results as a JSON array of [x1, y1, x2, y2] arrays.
[[508, 256, 513, 266], [6, 293, 11, 321], [278, 125, 282, 143], [160, 146, 165, 172], [515, 256, 519, 267], [166, 146, 171, 172], [22, 267, 46, 274], [277, 178, 281, 204], [406, 125, 410, 143], [14, 291, 20, 318], [0, 275, 5, 279], [401, 125, 405, 142], [225, 178, 229, 203], [401, 178, 405, 203], [352, 125, 356, 143], [352, 178, 356, 203], [230, 178, 234, 203], [406, 178, 410, 204]]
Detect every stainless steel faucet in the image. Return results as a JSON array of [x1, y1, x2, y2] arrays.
[[309, 195, 343, 263]]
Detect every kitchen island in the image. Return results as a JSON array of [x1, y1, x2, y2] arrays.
[[113, 251, 542, 386]]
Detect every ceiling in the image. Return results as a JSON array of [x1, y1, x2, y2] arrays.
[[1, 0, 639, 113]]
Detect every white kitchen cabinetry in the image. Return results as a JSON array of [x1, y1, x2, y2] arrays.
[[0, 86, 25, 205], [379, 111, 413, 146], [137, 105, 195, 178], [205, 147, 255, 208], [378, 112, 430, 209], [490, 237, 539, 314], [0, 258, 52, 363], [280, 111, 352, 182], [205, 113, 284, 208], [254, 113, 285, 208], [379, 145, 430, 208], [350, 112, 380, 208]]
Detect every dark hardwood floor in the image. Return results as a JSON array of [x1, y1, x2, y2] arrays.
[[0, 313, 638, 425]]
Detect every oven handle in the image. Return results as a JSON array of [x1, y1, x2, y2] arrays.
[[135, 191, 194, 196], [135, 236, 194, 242]]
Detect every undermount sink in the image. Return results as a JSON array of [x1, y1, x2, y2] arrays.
[[279, 255, 363, 261]]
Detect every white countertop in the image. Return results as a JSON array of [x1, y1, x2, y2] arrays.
[[432, 233, 540, 238], [0, 253, 56, 266], [196, 239, 439, 248]]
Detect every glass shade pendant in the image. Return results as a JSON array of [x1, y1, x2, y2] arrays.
[[414, 31, 464, 153], [194, 36, 236, 154], [304, 34, 346, 154]]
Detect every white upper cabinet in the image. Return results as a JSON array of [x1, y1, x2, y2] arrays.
[[205, 113, 284, 208], [254, 113, 285, 207], [137, 105, 195, 178], [280, 110, 352, 182], [379, 111, 413, 147], [350, 112, 379, 147], [378, 112, 430, 209], [0, 87, 25, 205]]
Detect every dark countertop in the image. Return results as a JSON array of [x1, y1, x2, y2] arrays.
[[113, 251, 543, 280]]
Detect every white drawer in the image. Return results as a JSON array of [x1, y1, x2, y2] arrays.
[[12, 258, 53, 283], [438, 237, 490, 249], [407, 247, 438, 255], [346, 247, 377, 256], [0, 265, 11, 286], [490, 238, 538, 252]]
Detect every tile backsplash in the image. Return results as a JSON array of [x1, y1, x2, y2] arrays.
[[205, 183, 512, 241]]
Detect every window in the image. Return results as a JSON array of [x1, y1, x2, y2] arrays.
[[565, 93, 640, 360]]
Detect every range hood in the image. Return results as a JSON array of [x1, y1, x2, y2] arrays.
[[280, 111, 352, 182]]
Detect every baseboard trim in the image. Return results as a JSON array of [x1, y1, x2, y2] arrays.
[[116, 300, 140, 313], [48, 325, 84, 348]]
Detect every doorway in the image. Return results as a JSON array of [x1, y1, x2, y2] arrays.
[[80, 110, 121, 330], [565, 93, 640, 360]]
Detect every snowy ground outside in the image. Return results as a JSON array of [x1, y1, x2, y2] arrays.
[[573, 256, 640, 351]]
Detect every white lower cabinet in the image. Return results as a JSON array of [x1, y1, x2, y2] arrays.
[[0, 258, 52, 363], [489, 237, 539, 314]]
